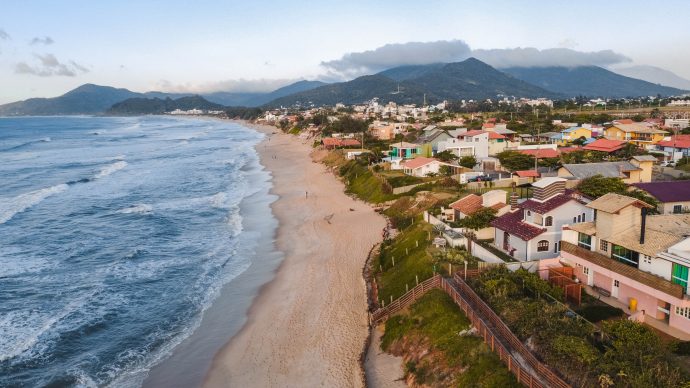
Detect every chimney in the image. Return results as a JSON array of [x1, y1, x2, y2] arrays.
[[640, 207, 647, 244], [510, 183, 519, 210]]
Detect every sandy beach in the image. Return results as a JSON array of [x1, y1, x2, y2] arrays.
[[203, 123, 386, 387]]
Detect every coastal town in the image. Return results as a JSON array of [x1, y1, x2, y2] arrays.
[[248, 95, 690, 387]]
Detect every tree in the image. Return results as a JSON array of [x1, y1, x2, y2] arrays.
[[438, 165, 454, 177], [459, 207, 497, 231], [459, 155, 478, 169], [576, 175, 627, 198], [496, 150, 534, 171], [436, 150, 458, 162]]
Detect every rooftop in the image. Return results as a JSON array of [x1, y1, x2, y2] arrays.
[[514, 170, 540, 178], [582, 138, 627, 153], [532, 177, 567, 189], [521, 190, 578, 213], [632, 181, 690, 203], [450, 194, 483, 216], [561, 161, 640, 179], [611, 123, 668, 134], [586, 193, 653, 213], [402, 157, 438, 169], [491, 209, 546, 241], [518, 148, 560, 158]]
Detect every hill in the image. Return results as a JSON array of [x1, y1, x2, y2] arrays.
[[0, 84, 143, 116], [266, 58, 557, 107], [106, 95, 225, 115], [502, 66, 686, 98], [203, 80, 327, 106]]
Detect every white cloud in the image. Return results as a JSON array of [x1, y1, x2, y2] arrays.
[[30, 36, 54, 45], [153, 78, 299, 93], [15, 54, 89, 77], [320, 39, 633, 78], [321, 40, 472, 78]]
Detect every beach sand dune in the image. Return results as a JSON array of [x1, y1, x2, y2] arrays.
[[203, 126, 385, 387]]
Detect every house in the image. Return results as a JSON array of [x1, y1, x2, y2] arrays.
[[401, 157, 458, 177], [437, 130, 490, 158], [560, 126, 593, 144], [558, 156, 654, 183], [582, 138, 627, 153], [513, 170, 540, 184], [656, 135, 690, 163], [389, 142, 422, 159], [491, 177, 593, 261], [604, 123, 668, 148], [322, 138, 361, 149], [632, 181, 690, 214], [446, 190, 509, 238], [518, 148, 560, 159], [559, 193, 690, 338], [414, 128, 453, 157], [487, 131, 509, 155]]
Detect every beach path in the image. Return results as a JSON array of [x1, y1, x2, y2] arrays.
[[203, 127, 385, 387]]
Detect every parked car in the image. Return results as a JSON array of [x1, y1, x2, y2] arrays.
[[467, 175, 494, 182], [661, 160, 676, 167]]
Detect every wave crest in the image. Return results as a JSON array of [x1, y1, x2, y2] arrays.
[[0, 184, 68, 225], [95, 161, 128, 179]]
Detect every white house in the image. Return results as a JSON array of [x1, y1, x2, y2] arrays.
[[490, 177, 593, 261], [401, 157, 457, 177], [437, 129, 490, 158]]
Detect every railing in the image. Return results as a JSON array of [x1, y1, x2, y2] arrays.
[[370, 275, 442, 323], [370, 273, 571, 388], [451, 275, 570, 388]]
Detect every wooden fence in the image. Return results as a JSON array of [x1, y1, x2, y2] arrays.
[[369, 273, 571, 388]]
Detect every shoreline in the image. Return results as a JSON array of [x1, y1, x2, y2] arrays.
[[203, 122, 386, 387]]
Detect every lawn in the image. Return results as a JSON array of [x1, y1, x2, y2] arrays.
[[381, 290, 520, 387]]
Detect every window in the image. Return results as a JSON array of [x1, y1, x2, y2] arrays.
[[537, 240, 549, 252], [676, 306, 690, 319], [614, 280, 620, 287], [583, 267, 590, 275], [642, 255, 652, 265], [673, 263, 689, 293], [527, 210, 531, 216], [573, 217, 577, 223], [600, 240, 608, 252], [581, 213, 586, 222], [554, 241, 560, 253], [674, 205, 683, 214], [611, 244, 639, 267], [577, 233, 592, 250], [545, 216, 553, 226], [577, 215, 581, 223]]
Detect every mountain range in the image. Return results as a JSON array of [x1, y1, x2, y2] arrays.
[[0, 58, 687, 116]]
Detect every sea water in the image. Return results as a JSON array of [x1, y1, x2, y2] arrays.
[[0, 116, 270, 387]]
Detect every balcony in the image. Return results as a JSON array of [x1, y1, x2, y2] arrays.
[[560, 241, 684, 299]]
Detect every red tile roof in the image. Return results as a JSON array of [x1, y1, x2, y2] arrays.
[[583, 139, 627, 152], [614, 119, 634, 124], [402, 157, 438, 169], [491, 209, 546, 241], [450, 194, 483, 215], [461, 130, 487, 137], [488, 131, 506, 139], [518, 149, 560, 158], [483, 123, 496, 129], [657, 136, 690, 149], [515, 170, 540, 178], [520, 191, 578, 213], [558, 147, 581, 154]]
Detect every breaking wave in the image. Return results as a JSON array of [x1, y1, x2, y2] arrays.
[[0, 184, 68, 225]]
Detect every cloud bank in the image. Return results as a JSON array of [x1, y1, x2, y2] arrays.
[[30, 36, 54, 45], [15, 54, 89, 77], [321, 39, 632, 79], [154, 78, 299, 94]]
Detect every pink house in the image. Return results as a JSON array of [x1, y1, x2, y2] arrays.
[[559, 193, 690, 338]]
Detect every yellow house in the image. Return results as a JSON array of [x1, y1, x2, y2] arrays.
[[560, 126, 592, 144], [604, 123, 667, 148]]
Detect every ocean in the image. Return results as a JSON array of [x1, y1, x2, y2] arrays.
[[0, 116, 275, 387]]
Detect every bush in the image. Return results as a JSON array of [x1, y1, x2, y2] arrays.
[[575, 304, 624, 323]]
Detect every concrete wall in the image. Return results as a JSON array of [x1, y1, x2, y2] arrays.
[[661, 201, 690, 214]]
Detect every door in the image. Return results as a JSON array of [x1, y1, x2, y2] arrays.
[[612, 279, 619, 298], [503, 232, 510, 251]]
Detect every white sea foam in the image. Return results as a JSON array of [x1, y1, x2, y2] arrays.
[[0, 184, 68, 224], [117, 204, 153, 215], [95, 161, 128, 179]]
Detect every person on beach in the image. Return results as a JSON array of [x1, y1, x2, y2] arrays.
[[305, 191, 308, 198]]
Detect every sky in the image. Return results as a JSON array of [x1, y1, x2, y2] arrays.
[[1, 0, 690, 104]]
